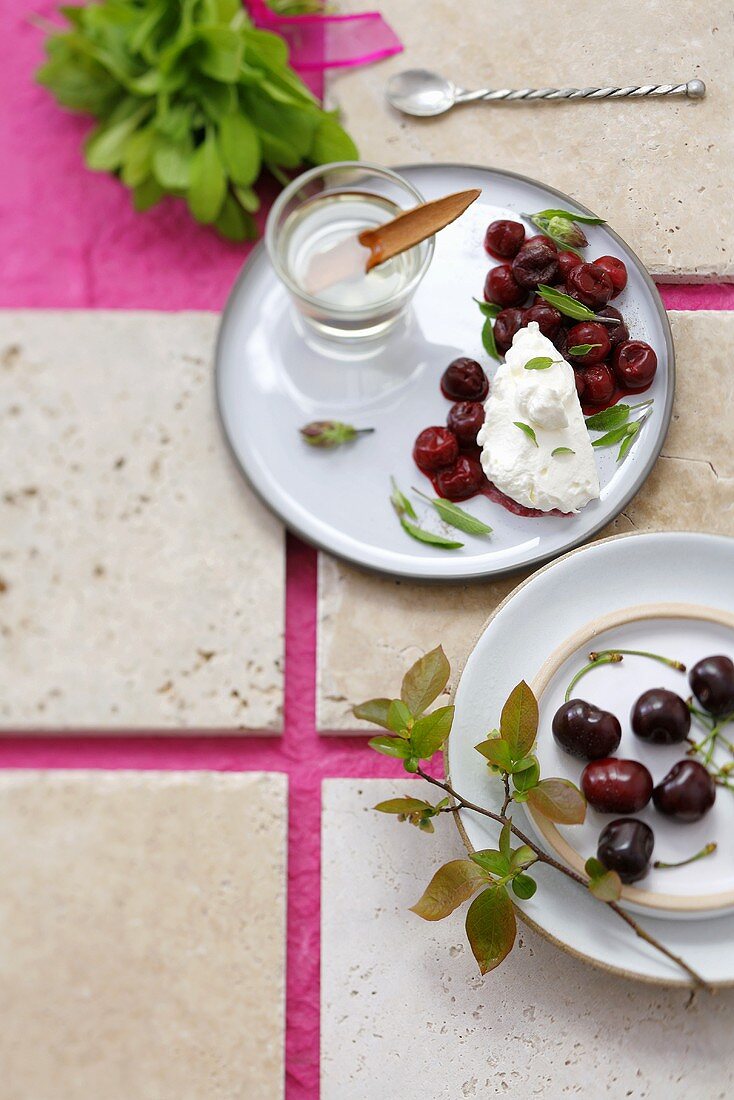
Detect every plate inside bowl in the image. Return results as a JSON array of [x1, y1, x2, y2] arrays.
[[528, 603, 734, 919], [216, 163, 673, 581]]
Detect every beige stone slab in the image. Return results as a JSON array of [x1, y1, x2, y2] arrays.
[[328, 0, 733, 280], [322, 778, 734, 1099], [317, 311, 733, 729], [0, 311, 284, 731], [0, 769, 287, 1100]]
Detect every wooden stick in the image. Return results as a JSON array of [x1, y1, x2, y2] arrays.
[[358, 188, 481, 271]]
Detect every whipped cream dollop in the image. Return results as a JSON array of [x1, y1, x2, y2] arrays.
[[477, 323, 600, 513]]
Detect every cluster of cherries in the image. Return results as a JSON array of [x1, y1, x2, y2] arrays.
[[551, 654, 734, 884], [412, 359, 489, 502], [484, 218, 658, 408]]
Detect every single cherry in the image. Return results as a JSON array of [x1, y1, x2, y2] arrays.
[[567, 262, 614, 309], [552, 699, 622, 760], [596, 305, 629, 348], [597, 819, 654, 883], [581, 758, 653, 814], [556, 250, 583, 280], [525, 233, 558, 252], [653, 760, 716, 823], [566, 321, 611, 365], [484, 219, 525, 259], [689, 655, 734, 717], [593, 255, 628, 297], [631, 688, 691, 745], [447, 401, 485, 447], [441, 358, 489, 402], [524, 303, 562, 339], [493, 308, 526, 354], [612, 340, 657, 390], [579, 363, 616, 406], [512, 239, 559, 289], [413, 426, 459, 473], [484, 264, 527, 307], [434, 455, 485, 501]]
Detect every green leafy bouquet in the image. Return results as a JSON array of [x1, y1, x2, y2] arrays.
[[37, 0, 358, 240]]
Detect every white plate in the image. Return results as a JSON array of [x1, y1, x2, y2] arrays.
[[448, 532, 734, 985], [527, 604, 734, 919], [216, 164, 673, 581]]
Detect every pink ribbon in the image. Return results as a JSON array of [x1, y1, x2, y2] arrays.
[[247, 0, 402, 72]]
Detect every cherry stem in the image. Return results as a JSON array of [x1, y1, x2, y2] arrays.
[[415, 767, 711, 991], [564, 648, 686, 703], [654, 842, 717, 870]]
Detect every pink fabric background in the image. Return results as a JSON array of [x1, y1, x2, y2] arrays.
[[0, 3, 731, 1095]]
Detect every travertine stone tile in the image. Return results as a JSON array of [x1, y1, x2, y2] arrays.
[[317, 312, 733, 729], [322, 779, 734, 1099], [328, 0, 732, 279], [0, 770, 287, 1100], [0, 311, 284, 731]]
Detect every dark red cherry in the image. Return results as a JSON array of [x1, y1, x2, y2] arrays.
[[579, 363, 616, 406], [567, 262, 614, 308], [597, 819, 654, 883], [484, 219, 525, 259], [413, 426, 459, 473], [447, 401, 485, 447], [511, 239, 559, 289], [566, 321, 611, 364], [689, 655, 734, 717], [484, 264, 527, 307], [596, 305, 629, 348], [552, 327, 569, 359], [581, 758, 653, 814], [612, 340, 657, 390], [557, 250, 583, 280], [524, 303, 562, 339], [434, 455, 485, 501], [525, 233, 558, 252], [493, 308, 526, 354], [652, 760, 716, 823], [631, 688, 691, 745], [552, 699, 622, 760], [574, 370, 586, 399], [593, 255, 628, 297], [441, 358, 489, 402]]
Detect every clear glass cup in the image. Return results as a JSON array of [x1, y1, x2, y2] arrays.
[[265, 161, 434, 340]]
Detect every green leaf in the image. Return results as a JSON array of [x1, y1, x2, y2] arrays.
[[499, 681, 539, 760], [499, 821, 512, 860], [218, 113, 261, 185], [310, 112, 359, 162], [196, 26, 244, 82], [536, 285, 596, 321], [401, 646, 451, 717], [568, 343, 602, 357], [585, 405, 633, 431], [390, 477, 417, 520], [481, 316, 500, 361], [375, 797, 432, 815], [470, 849, 510, 876], [510, 845, 536, 870], [524, 357, 554, 371], [534, 208, 606, 225], [85, 104, 149, 171], [527, 778, 586, 825], [187, 130, 226, 223], [387, 698, 413, 735], [153, 138, 193, 190], [586, 858, 623, 902], [132, 176, 164, 212], [353, 698, 393, 729], [400, 517, 464, 550], [551, 447, 575, 457], [513, 421, 538, 447], [585, 857, 607, 878], [592, 423, 637, 449], [511, 873, 537, 900], [617, 427, 640, 462], [234, 185, 260, 213], [474, 737, 513, 771], [512, 758, 540, 792], [410, 705, 454, 758], [410, 859, 488, 921], [367, 735, 411, 759], [120, 125, 155, 187], [414, 490, 492, 537], [474, 297, 501, 319], [465, 886, 516, 975]]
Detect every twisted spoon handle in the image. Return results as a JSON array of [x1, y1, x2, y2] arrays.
[[457, 80, 705, 104]]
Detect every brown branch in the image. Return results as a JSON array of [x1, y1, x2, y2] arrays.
[[417, 767, 711, 992]]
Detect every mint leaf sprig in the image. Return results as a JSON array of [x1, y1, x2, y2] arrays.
[[390, 478, 464, 550], [585, 399, 654, 462], [524, 207, 606, 255], [353, 647, 710, 990], [536, 285, 621, 326]]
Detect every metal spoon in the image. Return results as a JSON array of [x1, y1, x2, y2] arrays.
[[386, 69, 706, 117]]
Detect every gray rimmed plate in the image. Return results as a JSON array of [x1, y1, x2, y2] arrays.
[[216, 163, 673, 581]]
